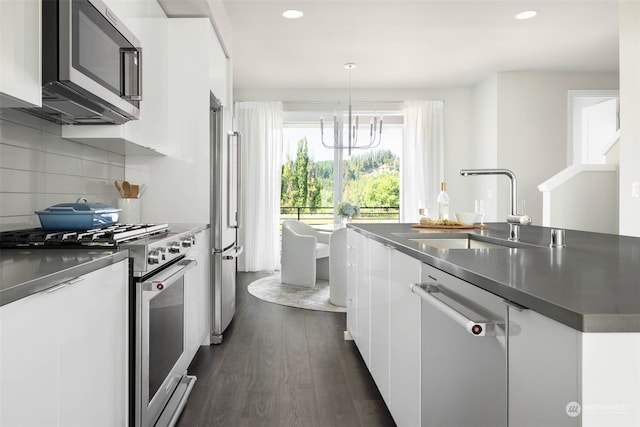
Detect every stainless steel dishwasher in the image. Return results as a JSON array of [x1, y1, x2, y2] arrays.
[[414, 263, 507, 427]]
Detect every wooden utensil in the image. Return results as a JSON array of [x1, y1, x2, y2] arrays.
[[114, 181, 124, 198], [122, 181, 131, 198], [131, 184, 139, 198]]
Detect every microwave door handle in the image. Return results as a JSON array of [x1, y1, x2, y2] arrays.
[[120, 47, 142, 101]]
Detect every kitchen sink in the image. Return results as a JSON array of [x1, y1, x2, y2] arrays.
[[393, 232, 531, 250], [409, 236, 509, 250]]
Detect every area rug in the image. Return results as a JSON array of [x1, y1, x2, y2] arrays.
[[247, 274, 346, 313]]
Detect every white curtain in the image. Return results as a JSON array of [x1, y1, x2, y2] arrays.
[[234, 101, 283, 272], [401, 100, 445, 222]]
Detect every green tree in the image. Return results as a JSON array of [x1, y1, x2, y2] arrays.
[[281, 152, 294, 205], [308, 162, 321, 210], [365, 173, 400, 206], [291, 138, 310, 206]]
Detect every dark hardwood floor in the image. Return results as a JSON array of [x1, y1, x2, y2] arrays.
[[175, 271, 396, 427]]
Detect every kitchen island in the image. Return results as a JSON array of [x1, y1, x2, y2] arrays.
[[346, 222, 640, 427]]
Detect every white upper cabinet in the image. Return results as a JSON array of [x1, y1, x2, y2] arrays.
[[208, 24, 230, 107], [0, 0, 41, 108]]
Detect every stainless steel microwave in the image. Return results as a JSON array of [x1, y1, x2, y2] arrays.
[[23, 0, 142, 125]]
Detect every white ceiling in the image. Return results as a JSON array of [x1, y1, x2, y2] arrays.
[[158, 0, 620, 90]]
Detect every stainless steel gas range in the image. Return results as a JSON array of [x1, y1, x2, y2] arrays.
[[0, 223, 200, 427]]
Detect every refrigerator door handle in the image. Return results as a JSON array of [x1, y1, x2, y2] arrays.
[[227, 131, 241, 229], [222, 245, 244, 260]]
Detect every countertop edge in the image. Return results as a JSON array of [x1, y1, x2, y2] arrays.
[[0, 250, 129, 308]]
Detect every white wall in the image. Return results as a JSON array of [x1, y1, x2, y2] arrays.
[[469, 72, 618, 226], [0, 111, 125, 231], [618, 1, 640, 236], [469, 75, 499, 221], [234, 87, 474, 215], [125, 19, 215, 224], [538, 166, 618, 234]]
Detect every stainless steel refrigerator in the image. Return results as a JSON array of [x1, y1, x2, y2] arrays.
[[209, 94, 243, 344]]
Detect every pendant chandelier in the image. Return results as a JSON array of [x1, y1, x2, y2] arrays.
[[320, 63, 383, 155]]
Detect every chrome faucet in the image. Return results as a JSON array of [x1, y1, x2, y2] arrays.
[[459, 168, 532, 241]]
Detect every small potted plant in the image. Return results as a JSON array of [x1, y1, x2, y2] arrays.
[[337, 202, 361, 226]]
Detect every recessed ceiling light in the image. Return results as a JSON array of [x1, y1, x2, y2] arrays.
[[514, 10, 538, 20], [282, 9, 303, 19]]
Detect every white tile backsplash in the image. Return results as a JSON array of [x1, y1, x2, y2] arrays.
[[0, 143, 45, 171], [44, 152, 83, 176], [0, 112, 125, 231], [0, 169, 44, 193]]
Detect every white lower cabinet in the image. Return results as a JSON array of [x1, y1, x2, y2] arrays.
[[388, 249, 422, 427], [0, 259, 129, 427], [369, 240, 391, 404], [347, 231, 422, 426], [346, 229, 358, 339], [508, 306, 580, 427], [185, 229, 211, 361], [354, 231, 371, 366]]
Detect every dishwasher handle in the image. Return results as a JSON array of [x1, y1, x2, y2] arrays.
[[410, 282, 494, 337]]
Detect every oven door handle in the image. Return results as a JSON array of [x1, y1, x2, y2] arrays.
[[142, 258, 197, 292]]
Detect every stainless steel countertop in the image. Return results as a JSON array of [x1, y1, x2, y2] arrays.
[[0, 248, 129, 307], [349, 222, 640, 333]]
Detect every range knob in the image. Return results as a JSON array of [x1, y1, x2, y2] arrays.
[[168, 241, 181, 253], [148, 249, 161, 264], [181, 235, 195, 247]]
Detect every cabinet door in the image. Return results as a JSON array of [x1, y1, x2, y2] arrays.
[[186, 229, 211, 361], [1, 281, 59, 426], [420, 263, 507, 427], [57, 259, 129, 426], [509, 306, 580, 427], [346, 229, 357, 338], [0, 0, 41, 107], [0, 259, 129, 427], [388, 249, 422, 427], [369, 240, 390, 404], [354, 232, 371, 365]]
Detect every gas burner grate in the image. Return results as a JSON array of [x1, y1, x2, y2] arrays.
[[0, 224, 170, 248]]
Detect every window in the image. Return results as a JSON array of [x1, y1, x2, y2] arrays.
[[281, 106, 403, 226]]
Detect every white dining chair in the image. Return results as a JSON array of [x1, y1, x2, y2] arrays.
[[281, 220, 330, 287]]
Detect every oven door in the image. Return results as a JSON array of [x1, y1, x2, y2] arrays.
[[136, 258, 197, 427]]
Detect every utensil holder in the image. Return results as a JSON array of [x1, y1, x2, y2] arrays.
[[118, 198, 141, 224]]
